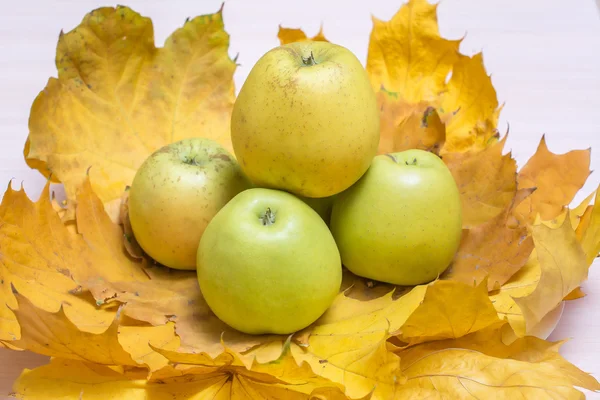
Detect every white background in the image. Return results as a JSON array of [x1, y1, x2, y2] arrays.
[[0, 0, 599, 398]]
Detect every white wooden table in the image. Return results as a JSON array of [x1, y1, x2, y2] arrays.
[[1, 0, 599, 398]]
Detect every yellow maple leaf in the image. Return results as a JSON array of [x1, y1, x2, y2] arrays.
[[86, 267, 270, 359], [366, 0, 499, 154], [366, 0, 459, 103], [390, 324, 600, 398], [515, 215, 589, 326], [9, 292, 138, 367], [7, 1, 600, 398], [515, 136, 591, 223], [490, 213, 589, 336], [12, 344, 355, 400], [277, 25, 329, 44], [396, 280, 502, 346], [389, 279, 600, 398], [0, 182, 122, 343], [287, 282, 427, 399], [3, 175, 599, 398], [578, 186, 600, 264], [443, 135, 517, 227], [439, 53, 501, 153], [92, 269, 428, 399], [444, 188, 534, 289], [25, 5, 236, 208]]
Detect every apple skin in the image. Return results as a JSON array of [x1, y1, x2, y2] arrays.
[[196, 188, 342, 335], [330, 149, 462, 286], [295, 194, 336, 225], [231, 41, 380, 198], [129, 138, 251, 270]]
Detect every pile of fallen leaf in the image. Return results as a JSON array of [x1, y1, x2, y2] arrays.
[[2, 0, 599, 398]]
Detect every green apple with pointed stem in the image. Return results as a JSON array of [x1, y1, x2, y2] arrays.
[[330, 149, 462, 285], [196, 188, 342, 334]]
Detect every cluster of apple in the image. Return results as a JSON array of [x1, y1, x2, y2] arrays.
[[128, 42, 463, 335]]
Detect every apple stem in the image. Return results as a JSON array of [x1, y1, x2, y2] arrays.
[[405, 158, 418, 166], [183, 155, 202, 166], [260, 207, 276, 226], [302, 51, 317, 66]]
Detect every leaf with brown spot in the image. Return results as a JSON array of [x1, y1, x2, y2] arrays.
[[277, 25, 329, 44], [0, 182, 126, 342], [444, 135, 518, 227], [377, 89, 445, 155], [367, 1, 500, 155], [25, 6, 236, 208], [515, 136, 591, 223], [444, 188, 535, 290], [440, 53, 501, 153]]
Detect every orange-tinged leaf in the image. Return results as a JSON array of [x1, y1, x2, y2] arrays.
[[366, 0, 460, 102], [75, 178, 149, 283], [564, 287, 586, 301], [277, 25, 329, 44], [515, 136, 591, 223], [0, 182, 119, 341], [444, 135, 517, 227], [440, 53, 500, 153], [376, 90, 445, 155], [444, 188, 534, 289], [391, 325, 600, 399], [368, 2, 501, 156], [25, 6, 236, 207], [397, 280, 501, 345]]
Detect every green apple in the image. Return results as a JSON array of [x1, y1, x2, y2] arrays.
[[231, 41, 380, 198], [330, 149, 462, 286], [296, 193, 336, 225], [129, 138, 251, 270], [196, 188, 342, 335]]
